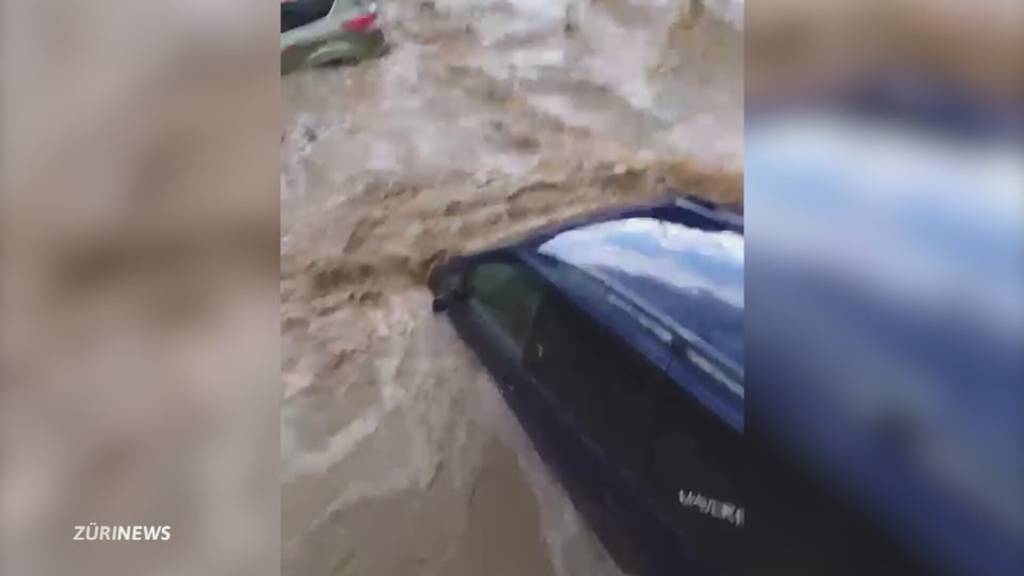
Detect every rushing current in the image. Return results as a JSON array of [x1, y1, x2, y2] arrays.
[[281, 1, 742, 574]]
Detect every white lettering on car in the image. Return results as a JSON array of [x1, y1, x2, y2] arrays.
[[679, 489, 743, 527]]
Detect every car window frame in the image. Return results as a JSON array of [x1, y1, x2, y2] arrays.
[[463, 254, 547, 362], [524, 284, 670, 488]]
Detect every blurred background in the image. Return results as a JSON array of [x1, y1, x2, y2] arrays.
[[2, 0, 1021, 575], [746, 0, 1022, 574], [1, 1, 279, 575]]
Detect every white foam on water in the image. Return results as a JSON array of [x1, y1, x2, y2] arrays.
[[707, 0, 744, 30], [579, 6, 658, 112]]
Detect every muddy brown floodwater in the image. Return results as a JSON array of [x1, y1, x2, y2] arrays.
[[281, 1, 742, 575]]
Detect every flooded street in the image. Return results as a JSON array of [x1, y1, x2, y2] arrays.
[[281, 1, 742, 574]]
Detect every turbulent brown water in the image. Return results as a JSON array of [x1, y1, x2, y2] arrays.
[[281, 1, 742, 574]]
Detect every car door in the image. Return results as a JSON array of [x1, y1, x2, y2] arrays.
[[453, 256, 546, 399], [456, 258, 696, 574], [455, 257, 612, 512], [522, 288, 677, 574], [643, 367, 745, 576]]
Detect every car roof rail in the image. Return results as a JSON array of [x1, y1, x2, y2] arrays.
[[671, 193, 744, 232], [532, 251, 744, 396], [600, 268, 745, 397]]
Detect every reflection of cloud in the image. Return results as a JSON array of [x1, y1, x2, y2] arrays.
[[614, 217, 744, 260], [538, 218, 744, 308]]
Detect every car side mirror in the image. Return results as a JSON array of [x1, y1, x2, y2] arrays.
[[432, 294, 452, 313], [432, 284, 470, 314]]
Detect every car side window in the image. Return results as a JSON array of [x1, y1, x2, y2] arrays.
[[524, 293, 606, 439], [468, 260, 545, 355], [525, 291, 660, 484]]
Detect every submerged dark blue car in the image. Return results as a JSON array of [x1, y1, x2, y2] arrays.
[[429, 196, 744, 576]]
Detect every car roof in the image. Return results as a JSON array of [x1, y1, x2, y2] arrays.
[[516, 196, 745, 430], [530, 197, 743, 363]]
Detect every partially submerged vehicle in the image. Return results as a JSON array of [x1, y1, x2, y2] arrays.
[[281, 0, 386, 75], [431, 162, 1021, 575], [427, 72, 1021, 574], [430, 196, 745, 575]]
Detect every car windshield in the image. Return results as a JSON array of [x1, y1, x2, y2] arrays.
[[537, 217, 744, 370]]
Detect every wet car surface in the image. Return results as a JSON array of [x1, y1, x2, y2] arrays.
[[428, 197, 744, 575]]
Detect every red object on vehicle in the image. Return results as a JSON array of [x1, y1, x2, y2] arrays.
[[342, 13, 377, 33]]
